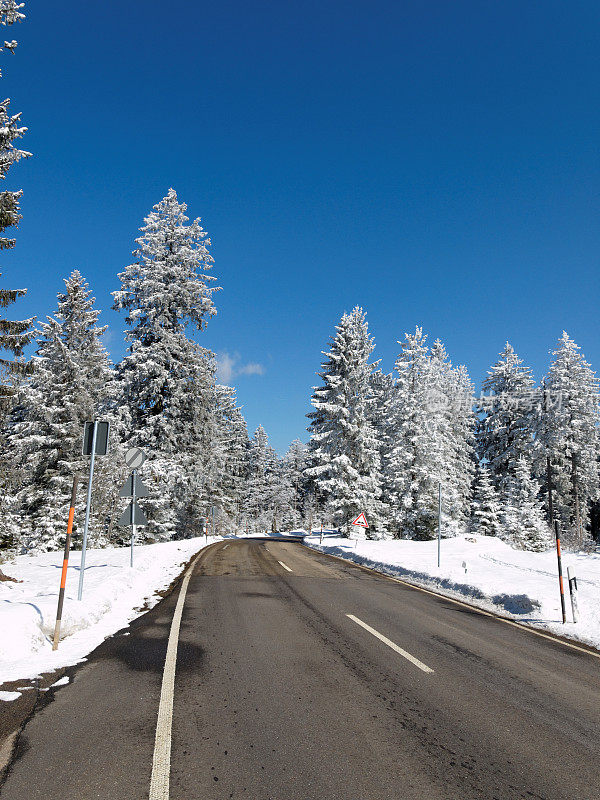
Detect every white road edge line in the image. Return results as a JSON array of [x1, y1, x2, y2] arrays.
[[346, 614, 434, 674], [308, 545, 600, 662], [278, 560, 293, 572], [149, 549, 205, 800]]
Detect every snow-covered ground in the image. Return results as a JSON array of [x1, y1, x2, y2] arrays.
[[304, 532, 600, 651], [3, 531, 597, 701], [0, 536, 219, 692]]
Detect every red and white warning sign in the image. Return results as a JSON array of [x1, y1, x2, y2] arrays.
[[351, 512, 369, 528]]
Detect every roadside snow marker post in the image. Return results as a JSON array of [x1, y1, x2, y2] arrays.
[[78, 421, 110, 601], [52, 475, 79, 650], [554, 520, 567, 624], [567, 566, 579, 623]]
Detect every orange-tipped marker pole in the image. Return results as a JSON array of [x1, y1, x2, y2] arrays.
[[554, 519, 567, 624], [52, 476, 79, 650]]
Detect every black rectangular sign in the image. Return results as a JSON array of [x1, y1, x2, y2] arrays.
[[82, 421, 110, 456]]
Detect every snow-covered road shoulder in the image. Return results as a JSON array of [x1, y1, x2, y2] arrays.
[[0, 537, 220, 689], [304, 534, 600, 652]]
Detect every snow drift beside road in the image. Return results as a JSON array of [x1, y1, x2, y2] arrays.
[[0, 537, 219, 689], [304, 533, 600, 651]]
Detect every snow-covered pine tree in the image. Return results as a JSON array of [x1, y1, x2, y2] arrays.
[[470, 465, 502, 537], [0, 4, 35, 550], [244, 425, 280, 533], [535, 332, 599, 543], [210, 384, 249, 532], [387, 327, 433, 539], [56, 271, 116, 547], [367, 369, 395, 521], [2, 272, 113, 552], [446, 362, 477, 533], [502, 456, 552, 551], [112, 189, 220, 542], [280, 439, 309, 530], [388, 333, 475, 540], [476, 343, 536, 493], [176, 346, 221, 538], [0, 1, 33, 417], [307, 307, 386, 539]]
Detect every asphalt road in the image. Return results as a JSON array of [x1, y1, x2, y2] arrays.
[[1, 538, 599, 800]]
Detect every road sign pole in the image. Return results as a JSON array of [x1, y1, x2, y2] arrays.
[[52, 475, 79, 649], [130, 467, 136, 567], [78, 421, 98, 601]]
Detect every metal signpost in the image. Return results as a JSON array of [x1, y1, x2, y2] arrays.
[[351, 512, 368, 548], [78, 421, 110, 601], [118, 449, 149, 566]]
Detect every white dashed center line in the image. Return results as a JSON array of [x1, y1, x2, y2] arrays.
[[346, 614, 434, 674], [278, 560, 293, 572]]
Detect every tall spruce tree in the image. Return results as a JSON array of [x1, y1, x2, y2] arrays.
[[470, 465, 502, 537], [0, 1, 33, 417], [280, 439, 309, 530], [448, 362, 477, 532], [213, 384, 249, 531], [368, 369, 395, 517], [387, 331, 475, 539], [113, 189, 219, 541], [387, 328, 435, 539], [535, 332, 599, 541], [2, 272, 112, 551], [476, 343, 536, 492], [176, 346, 221, 537], [307, 307, 386, 538], [502, 456, 552, 552], [244, 425, 280, 533]]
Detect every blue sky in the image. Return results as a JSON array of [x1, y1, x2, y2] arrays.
[[4, 0, 599, 453]]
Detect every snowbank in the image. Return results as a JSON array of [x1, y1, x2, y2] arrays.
[[304, 533, 600, 650], [0, 536, 219, 688]]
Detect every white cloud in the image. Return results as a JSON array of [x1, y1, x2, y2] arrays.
[[238, 362, 265, 376], [216, 352, 236, 383], [216, 352, 265, 384]]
